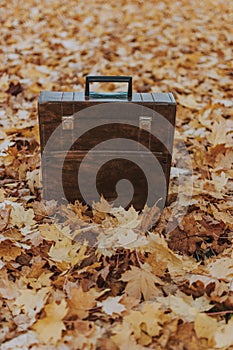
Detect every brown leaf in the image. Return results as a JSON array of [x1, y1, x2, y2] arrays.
[[67, 286, 97, 319], [122, 264, 164, 300]]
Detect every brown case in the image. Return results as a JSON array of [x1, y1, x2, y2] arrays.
[[38, 76, 176, 210]]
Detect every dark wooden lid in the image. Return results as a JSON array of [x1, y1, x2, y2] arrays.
[[38, 91, 176, 105]]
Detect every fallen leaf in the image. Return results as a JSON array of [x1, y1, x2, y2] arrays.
[[194, 313, 218, 347], [122, 264, 164, 300], [10, 204, 35, 228], [67, 286, 97, 319], [32, 299, 67, 345]]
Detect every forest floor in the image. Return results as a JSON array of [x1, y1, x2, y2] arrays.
[[0, 0, 233, 349]]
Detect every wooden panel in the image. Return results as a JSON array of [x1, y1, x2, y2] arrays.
[[42, 151, 170, 210], [39, 91, 176, 104], [38, 102, 176, 153]]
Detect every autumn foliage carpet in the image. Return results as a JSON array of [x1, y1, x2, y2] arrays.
[[0, 0, 233, 349]]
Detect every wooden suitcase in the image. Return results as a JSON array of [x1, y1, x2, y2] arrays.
[[38, 76, 176, 210]]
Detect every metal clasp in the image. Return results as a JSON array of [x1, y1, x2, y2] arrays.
[[139, 116, 152, 132], [62, 115, 74, 130]]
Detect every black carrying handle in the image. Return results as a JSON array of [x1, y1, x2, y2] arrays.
[[85, 76, 132, 98]]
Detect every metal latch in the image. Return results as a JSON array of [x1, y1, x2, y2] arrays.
[[139, 116, 152, 132], [62, 115, 74, 130]]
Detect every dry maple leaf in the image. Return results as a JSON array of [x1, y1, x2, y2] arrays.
[[32, 299, 67, 345], [0, 240, 22, 262], [67, 286, 97, 319], [121, 264, 164, 300], [10, 204, 35, 229], [92, 195, 113, 213], [13, 287, 50, 321], [144, 233, 186, 278], [39, 223, 64, 242], [215, 149, 233, 171], [48, 238, 87, 270], [112, 302, 169, 347], [207, 121, 232, 147], [110, 206, 140, 229], [26, 169, 41, 194], [124, 302, 168, 342]]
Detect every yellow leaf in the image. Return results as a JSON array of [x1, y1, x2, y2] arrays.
[[39, 224, 63, 242], [32, 299, 67, 345], [111, 320, 148, 350], [48, 237, 87, 268], [144, 234, 185, 278], [194, 313, 218, 347], [10, 205, 35, 228], [123, 302, 168, 345]]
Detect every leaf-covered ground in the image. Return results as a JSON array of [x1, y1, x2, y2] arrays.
[[0, 0, 233, 349]]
